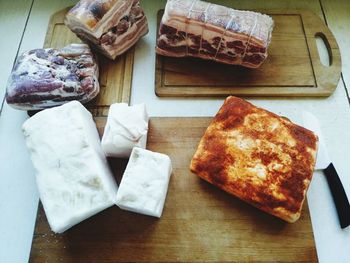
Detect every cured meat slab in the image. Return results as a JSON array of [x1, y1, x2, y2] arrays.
[[156, 0, 274, 68], [155, 9, 341, 97], [190, 97, 318, 223], [65, 0, 148, 60], [44, 7, 134, 117], [6, 44, 99, 110], [29, 117, 317, 262]]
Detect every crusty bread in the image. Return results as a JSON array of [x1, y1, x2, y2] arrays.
[[190, 96, 318, 223]]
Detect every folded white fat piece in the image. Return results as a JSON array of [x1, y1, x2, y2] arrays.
[[116, 147, 172, 218], [101, 103, 149, 158], [22, 101, 118, 233]]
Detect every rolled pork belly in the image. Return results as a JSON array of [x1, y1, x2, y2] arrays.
[[156, 0, 274, 68], [6, 44, 99, 111], [65, 0, 149, 60]]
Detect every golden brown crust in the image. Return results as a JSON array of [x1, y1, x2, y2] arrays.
[[190, 96, 318, 223]]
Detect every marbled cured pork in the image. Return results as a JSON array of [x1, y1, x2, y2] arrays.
[[6, 44, 99, 110], [65, 0, 148, 59], [156, 0, 274, 68]]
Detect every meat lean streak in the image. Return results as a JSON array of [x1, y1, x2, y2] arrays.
[[156, 0, 274, 68]]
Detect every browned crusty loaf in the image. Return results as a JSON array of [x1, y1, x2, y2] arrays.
[[190, 96, 318, 223]]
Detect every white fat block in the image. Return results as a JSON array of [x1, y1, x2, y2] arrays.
[[22, 101, 119, 233], [116, 147, 172, 217], [101, 103, 149, 158]]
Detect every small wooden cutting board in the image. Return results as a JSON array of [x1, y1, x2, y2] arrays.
[[155, 10, 341, 97], [29, 117, 317, 263], [44, 7, 134, 117]]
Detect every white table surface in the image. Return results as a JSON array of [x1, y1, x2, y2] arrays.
[[1, 0, 350, 262]]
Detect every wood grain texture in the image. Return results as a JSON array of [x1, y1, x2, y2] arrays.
[[155, 9, 341, 97], [320, 0, 350, 99], [44, 7, 134, 117], [29, 117, 317, 263]]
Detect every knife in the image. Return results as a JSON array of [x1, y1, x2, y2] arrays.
[[302, 111, 350, 229]]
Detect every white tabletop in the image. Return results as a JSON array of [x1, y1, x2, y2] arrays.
[[1, 0, 350, 262]]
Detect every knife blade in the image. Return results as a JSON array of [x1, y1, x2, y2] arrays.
[[302, 111, 350, 229]]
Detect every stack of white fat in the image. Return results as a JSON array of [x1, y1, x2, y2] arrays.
[[23, 101, 172, 233], [102, 103, 172, 217], [23, 101, 118, 233]]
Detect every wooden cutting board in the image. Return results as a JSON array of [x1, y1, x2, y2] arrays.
[[29, 117, 317, 263], [44, 7, 134, 117], [155, 10, 341, 97]]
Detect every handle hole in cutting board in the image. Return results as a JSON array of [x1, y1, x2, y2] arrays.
[[315, 33, 332, 67]]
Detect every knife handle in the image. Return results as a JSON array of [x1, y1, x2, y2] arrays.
[[324, 163, 350, 229]]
